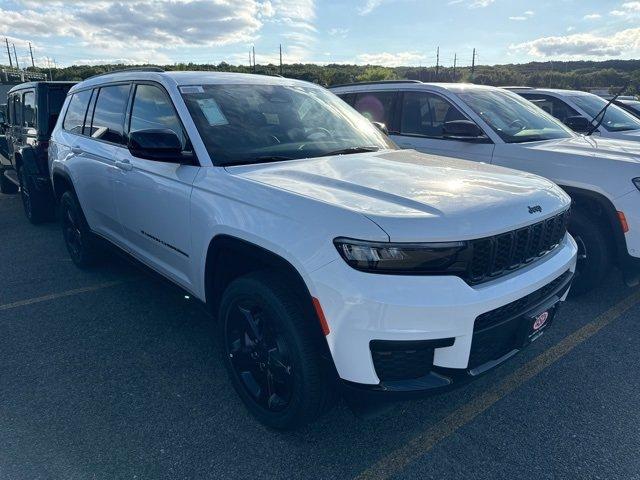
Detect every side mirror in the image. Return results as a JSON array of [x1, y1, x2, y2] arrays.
[[442, 120, 487, 142], [128, 129, 187, 163], [564, 115, 592, 133], [371, 121, 389, 135]]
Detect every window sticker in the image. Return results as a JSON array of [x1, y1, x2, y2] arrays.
[[196, 98, 228, 126], [179, 85, 204, 94]]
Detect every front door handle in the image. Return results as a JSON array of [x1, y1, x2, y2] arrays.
[[71, 146, 83, 155], [115, 159, 133, 171]]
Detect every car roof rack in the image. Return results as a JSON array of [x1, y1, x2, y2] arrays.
[[501, 86, 534, 90], [85, 66, 165, 81], [329, 80, 422, 89]]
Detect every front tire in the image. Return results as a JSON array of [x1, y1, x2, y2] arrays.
[[219, 271, 334, 430], [18, 167, 54, 224], [60, 190, 102, 268], [568, 210, 612, 295]]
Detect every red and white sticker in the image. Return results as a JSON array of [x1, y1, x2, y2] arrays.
[[533, 311, 549, 331]]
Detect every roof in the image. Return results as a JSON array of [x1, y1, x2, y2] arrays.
[[329, 81, 500, 95], [503, 86, 589, 96], [70, 70, 314, 94], [8, 81, 76, 94]]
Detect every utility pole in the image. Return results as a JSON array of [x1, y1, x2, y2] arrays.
[[279, 44, 283, 76], [46, 57, 52, 80], [12, 43, 19, 69], [249, 49, 252, 69], [471, 48, 476, 76], [29, 42, 35, 67], [5, 38, 12, 68], [252, 45, 256, 73], [435, 46, 439, 78], [453, 53, 457, 79]]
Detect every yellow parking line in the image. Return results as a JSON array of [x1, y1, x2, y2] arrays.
[[0, 281, 125, 312], [355, 289, 640, 480]]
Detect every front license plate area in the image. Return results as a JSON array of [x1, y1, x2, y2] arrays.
[[520, 303, 558, 345]]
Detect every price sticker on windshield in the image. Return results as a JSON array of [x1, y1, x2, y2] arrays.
[[196, 98, 229, 126]]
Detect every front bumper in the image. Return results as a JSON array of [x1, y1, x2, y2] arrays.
[[309, 234, 578, 389]]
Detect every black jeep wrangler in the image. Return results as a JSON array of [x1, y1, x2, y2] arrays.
[[1, 81, 75, 223]]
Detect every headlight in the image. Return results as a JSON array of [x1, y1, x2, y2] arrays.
[[333, 238, 468, 274], [633, 178, 640, 191]]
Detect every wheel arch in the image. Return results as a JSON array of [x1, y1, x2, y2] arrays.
[[560, 185, 626, 265], [203, 234, 334, 360], [51, 169, 76, 202]]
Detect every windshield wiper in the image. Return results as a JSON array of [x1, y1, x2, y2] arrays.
[[586, 82, 630, 136], [320, 146, 380, 157]]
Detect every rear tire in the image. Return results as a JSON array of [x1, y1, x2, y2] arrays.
[[18, 166, 54, 224], [219, 271, 335, 430], [60, 190, 102, 268], [0, 168, 18, 194], [568, 210, 612, 296]]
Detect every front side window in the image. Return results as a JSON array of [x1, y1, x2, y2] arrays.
[[181, 83, 394, 166], [11, 94, 22, 127], [570, 93, 640, 132], [457, 89, 573, 143], [90, 84, 130, 144], [22, 91, 36, 128], [63, 90, 92, 134], [353, 91, 396, 125], [400, 91, 467, 138], [521, 93, 580, 124], [129, 84, 186, 148]]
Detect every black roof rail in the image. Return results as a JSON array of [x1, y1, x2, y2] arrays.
[[501, 86, 534, 90], [84, 66, 165, 81], [329, 80, 422, 89]]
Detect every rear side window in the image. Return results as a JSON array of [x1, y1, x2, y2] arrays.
[[23, 91, 36, 128], [129, 84, 186, 148], [353, 91, 396, 125], [90, 84, 130, 144], [336, 93, 356, 106], [520, 93, 579, 123], [63, 90, 92, 134], [400, 91, 467, 138]]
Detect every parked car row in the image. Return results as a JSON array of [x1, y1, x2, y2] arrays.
[[0, 70, 636, 430]]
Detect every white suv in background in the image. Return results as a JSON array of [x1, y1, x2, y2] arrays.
[[49, 70, 576, 429], [505, 87, 640, 141], [332, 81, 640, 294]]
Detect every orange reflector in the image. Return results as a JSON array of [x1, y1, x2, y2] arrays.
[[312, 297, 330, 336], [618, 211, 629, 233]]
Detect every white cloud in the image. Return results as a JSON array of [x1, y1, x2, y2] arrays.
[[359, 0, 384, 15], [357, 51, 426, 67], [328, 28, 349, 38], [509, 16, 527, 21], [583, 13, 602, 19], [510, 28, 640, 58], [524, 10, 534, 15], [2, 0, 319, 66], [447, 0, 494, 8], [567, 26, 575, 31], [610, 1, 640, 17]]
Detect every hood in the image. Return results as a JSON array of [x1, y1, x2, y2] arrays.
[[601, 129, 640, 141], [226, 149, 570, 242], [521, 135, 640, 163]]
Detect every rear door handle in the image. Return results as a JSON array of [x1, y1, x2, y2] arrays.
[[71, 146, 83, 155], [115, 159, 133, 171]]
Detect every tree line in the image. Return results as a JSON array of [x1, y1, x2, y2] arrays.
[[10, 58, 640, 95]]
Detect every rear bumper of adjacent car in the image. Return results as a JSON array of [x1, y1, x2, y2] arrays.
[[309, 234, 578, 392]]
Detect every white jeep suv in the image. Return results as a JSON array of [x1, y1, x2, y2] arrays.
[[332, 81, 640, 294], [49, 70, 576, 429], [505, 87, 640, 141]]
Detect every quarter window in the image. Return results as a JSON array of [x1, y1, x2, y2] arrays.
[[63, 90, 92, 134], [90, 84, 130, 144], [23, 91, 36, 128], [400, 91, 467, 138], [129, 84, 186, 148]]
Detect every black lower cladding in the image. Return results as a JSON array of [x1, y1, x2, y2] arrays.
[[370, 338, 455, 382], [468, 270, 573, 370]]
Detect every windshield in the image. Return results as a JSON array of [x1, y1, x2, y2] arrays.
[[622, 101, 640, 116], [457, 89, 573, 143], [181, 83, 395, 166], [570, 94, 640, 132]]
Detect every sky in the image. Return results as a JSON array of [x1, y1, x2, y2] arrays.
[[0, 0, 639, 69]]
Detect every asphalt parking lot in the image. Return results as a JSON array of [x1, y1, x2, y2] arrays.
[[1, 191, 640, 480]]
